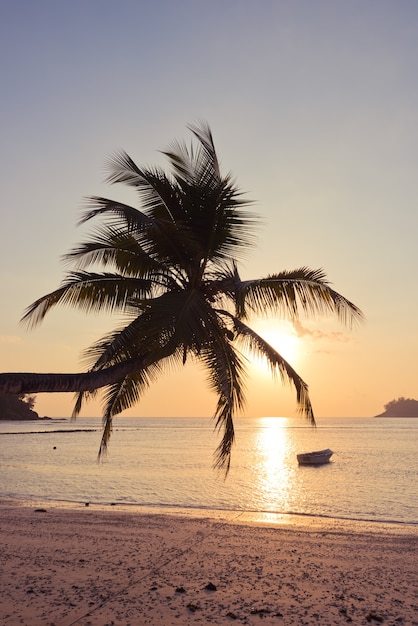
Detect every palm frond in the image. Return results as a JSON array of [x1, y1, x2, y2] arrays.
[[79, 196, 196, 269], [98, 369, 155, 457], [161, 122, 259, 266], [212, 403, 235, 476], [231, 315, 315, 424], [187, 120, 221, 180], [98, 348, 186, 457], [200, 329, 247, 474], [79, 307, 171, 372], [65, 228, 152, 271], [104, 154, 182, 224], [21, 273, 153, 328], [78, 196, 151, 230], [72, 388, 98, 418], [235, 267, 364, 326], [160, 138, 196, 184], [162, 121, 220, 189]]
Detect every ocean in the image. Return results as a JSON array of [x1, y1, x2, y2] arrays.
[[1, 416, 417, 528]]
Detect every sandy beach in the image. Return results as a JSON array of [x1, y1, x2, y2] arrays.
[[1, 504, 417, 626]]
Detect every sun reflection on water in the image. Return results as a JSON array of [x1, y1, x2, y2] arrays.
[[249, 417, 297, 513]]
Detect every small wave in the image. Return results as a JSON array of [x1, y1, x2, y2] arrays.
[[0, 429, 98, 435], [64, 500, 418, 528], [7, 497, 416, 531]]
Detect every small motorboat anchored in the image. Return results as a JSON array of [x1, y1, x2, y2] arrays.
[[297, 448, 333, 466]]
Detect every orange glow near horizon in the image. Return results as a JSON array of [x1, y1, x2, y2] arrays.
[[249, 320, 303, 371]]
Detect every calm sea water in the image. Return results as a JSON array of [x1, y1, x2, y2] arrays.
[[1, 417, 417, 527]]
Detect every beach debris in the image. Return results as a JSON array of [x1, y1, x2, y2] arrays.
[[187, 602, 201, 613], [175, 587, 186, 593], [339, 607, 353, 622], [205, 582, 217, 591], [250, 607, 272, 616], [34, 508, 47, 513], [366, 613, 384, 623], [226, 611, 238, 619], [85, 502, 90, 507]]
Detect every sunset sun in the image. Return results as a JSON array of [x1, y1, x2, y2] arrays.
[[250, 320, 302, 368]]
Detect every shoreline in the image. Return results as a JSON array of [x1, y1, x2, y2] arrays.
[[1, 496, 417, 536], [1, 504, 417, 625]]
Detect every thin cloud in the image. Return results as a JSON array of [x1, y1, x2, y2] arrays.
[[293, 321, 351, 343]]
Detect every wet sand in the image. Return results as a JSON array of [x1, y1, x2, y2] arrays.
[[1, 503, 417, 625]]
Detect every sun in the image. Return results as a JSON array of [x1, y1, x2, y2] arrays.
[[250, 319, 302, 367]]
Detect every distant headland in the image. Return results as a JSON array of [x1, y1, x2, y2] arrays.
[[0, 394, 46, 420], [375, 397, 418, 417]]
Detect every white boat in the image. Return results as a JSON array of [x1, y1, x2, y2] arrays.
[[297, 448, 333, 465]]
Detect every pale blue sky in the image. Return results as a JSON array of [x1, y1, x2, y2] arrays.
[[1, 1, 417, 419]]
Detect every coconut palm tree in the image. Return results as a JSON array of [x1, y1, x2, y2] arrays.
[[0, 123, 363, 472]]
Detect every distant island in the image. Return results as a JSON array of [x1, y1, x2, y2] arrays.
[[376, 397, 418, 417], [0, 394, 42, 420]]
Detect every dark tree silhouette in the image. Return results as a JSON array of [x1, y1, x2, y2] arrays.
[[0, 394, 38, 420], [0, 123, 363, 471]]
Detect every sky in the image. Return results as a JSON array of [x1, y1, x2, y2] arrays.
[[1, 0, 417, 421]]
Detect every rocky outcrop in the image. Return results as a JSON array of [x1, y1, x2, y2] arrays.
[[376, 397, 418, 417], [0, 395, 39, 420]]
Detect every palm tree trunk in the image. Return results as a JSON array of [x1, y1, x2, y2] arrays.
[[0, 357, 145, 395]]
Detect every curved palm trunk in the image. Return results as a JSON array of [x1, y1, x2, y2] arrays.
[[0, 357, 146, 396]]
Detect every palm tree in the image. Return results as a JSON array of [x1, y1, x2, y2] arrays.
[[0, 123, 363, 472]]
